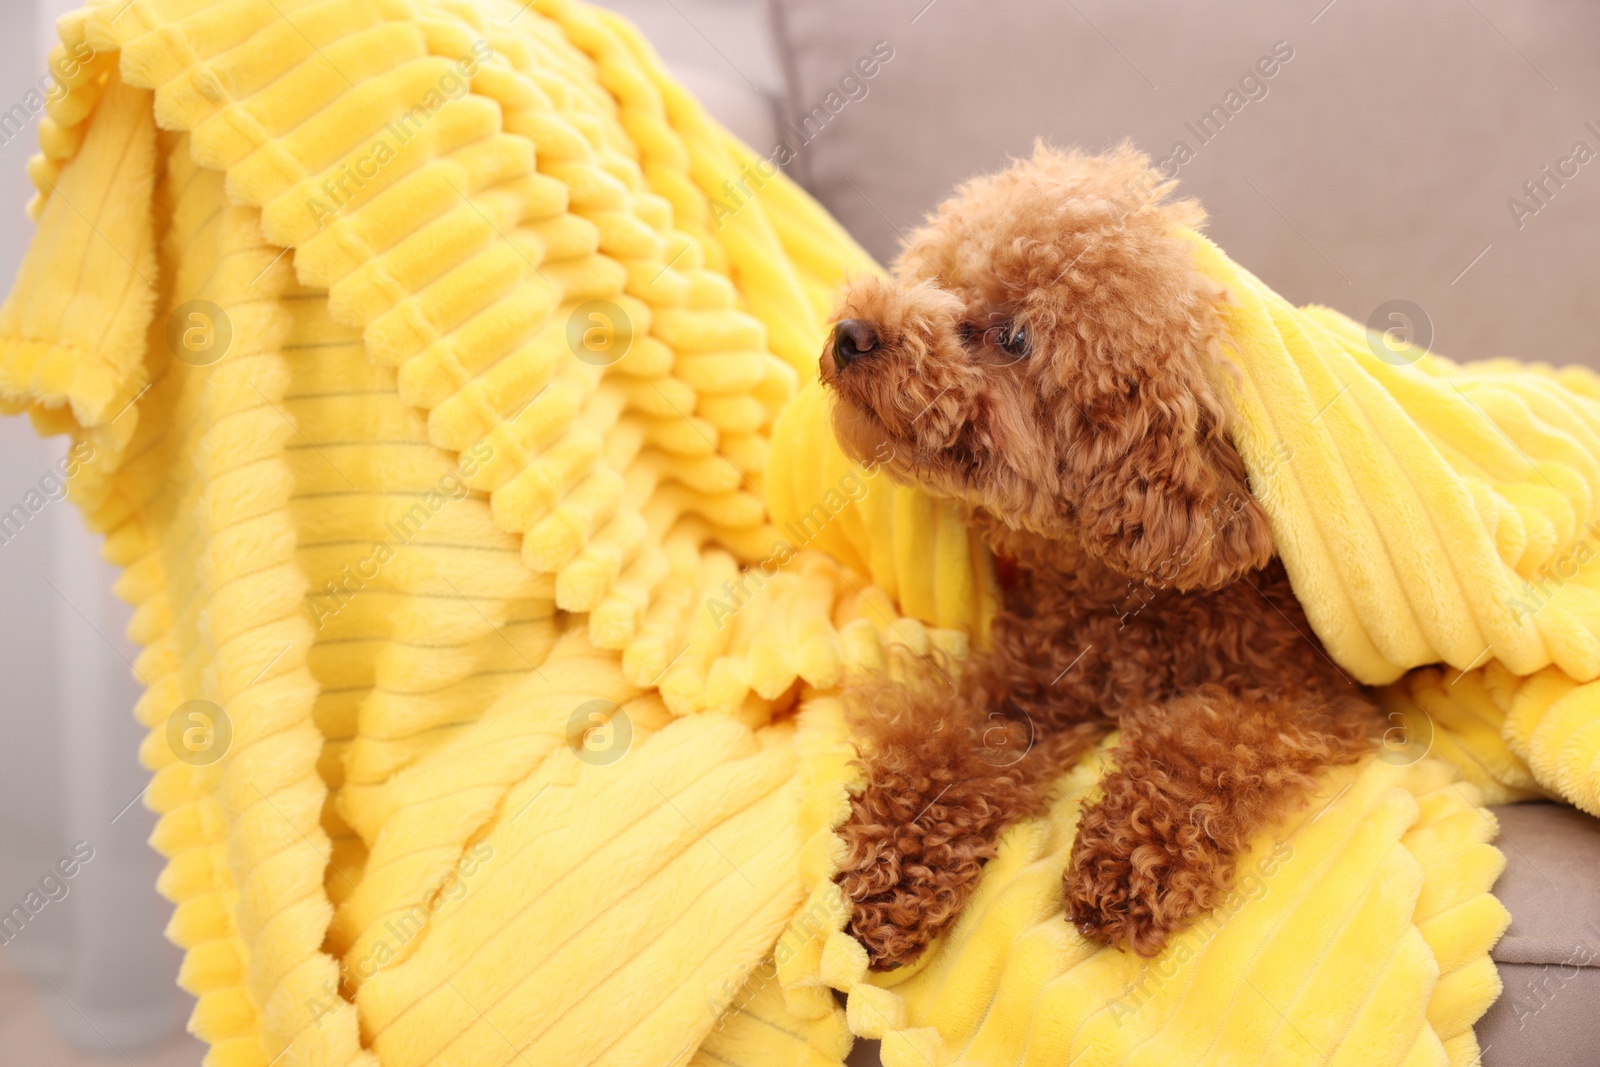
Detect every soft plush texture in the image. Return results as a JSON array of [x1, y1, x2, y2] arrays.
[[0, 0, 1576, 1064], [4, 2, 896, 1063], [826, 756, 1504, 1067]]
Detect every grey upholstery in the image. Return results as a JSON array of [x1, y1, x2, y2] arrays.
[[1476, 803, 1600, 1065], [766, 0, 1600, 368]]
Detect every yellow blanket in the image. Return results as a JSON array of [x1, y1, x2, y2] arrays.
[[6, 0, 1585, 1064]]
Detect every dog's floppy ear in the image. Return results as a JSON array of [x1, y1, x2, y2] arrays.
[[1062, 345, 1274, 592], [1042, 187, 1275, 591]]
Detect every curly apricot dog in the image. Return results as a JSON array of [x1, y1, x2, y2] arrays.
[[821, 143, 1377, 967]]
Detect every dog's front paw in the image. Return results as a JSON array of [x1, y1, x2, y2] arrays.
[[837, 767, 1010, 970], [1063, 788, 1227, 957], [1062, 839, 1175, 957]]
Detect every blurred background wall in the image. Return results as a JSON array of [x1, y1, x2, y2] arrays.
[[1, 0, 1596, 1061], [0, 0, 194, 1061]]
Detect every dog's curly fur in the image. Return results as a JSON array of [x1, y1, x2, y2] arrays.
[[823, 143, 1377, 967]]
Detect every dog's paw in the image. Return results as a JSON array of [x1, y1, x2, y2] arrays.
[[1062, 802, 1226, 957], [836, 772, 1003, 970], [1062, 851, 1172, 957], [831, 663, 1049, 971], [835, 737, 1048, 971], [841, 870, 974, 972]]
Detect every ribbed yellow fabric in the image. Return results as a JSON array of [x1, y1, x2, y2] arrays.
[[2, 3, 945, 1064], [1192, 233, 1600, 818], [688, 962, 853, 1067], [0, 1, 1532, 1065], [804, 753, 1508, 1067], [1192, 235, 1600, 688], [768, 379, 999, 642]]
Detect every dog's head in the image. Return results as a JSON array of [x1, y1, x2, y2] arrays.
[[821, 143, 1273, 592]]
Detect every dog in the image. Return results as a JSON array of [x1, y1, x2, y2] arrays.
[[820, 143, 1377, 968]]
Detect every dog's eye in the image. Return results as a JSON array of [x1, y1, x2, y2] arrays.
[[995, 320, 1030, 360], [975, 318, 1031, 361]]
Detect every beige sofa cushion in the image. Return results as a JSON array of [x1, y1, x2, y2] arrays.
[[766, 0, 1600, 367], [1475, 803, 1600, 1065]]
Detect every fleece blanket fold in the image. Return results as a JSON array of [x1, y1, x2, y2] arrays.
[[4, 0, 1588, 1064]]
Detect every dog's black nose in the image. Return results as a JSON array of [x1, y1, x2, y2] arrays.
[[831, 319, 881, 369]]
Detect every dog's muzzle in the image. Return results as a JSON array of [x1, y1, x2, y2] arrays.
[[831, 318, 881, 369]]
